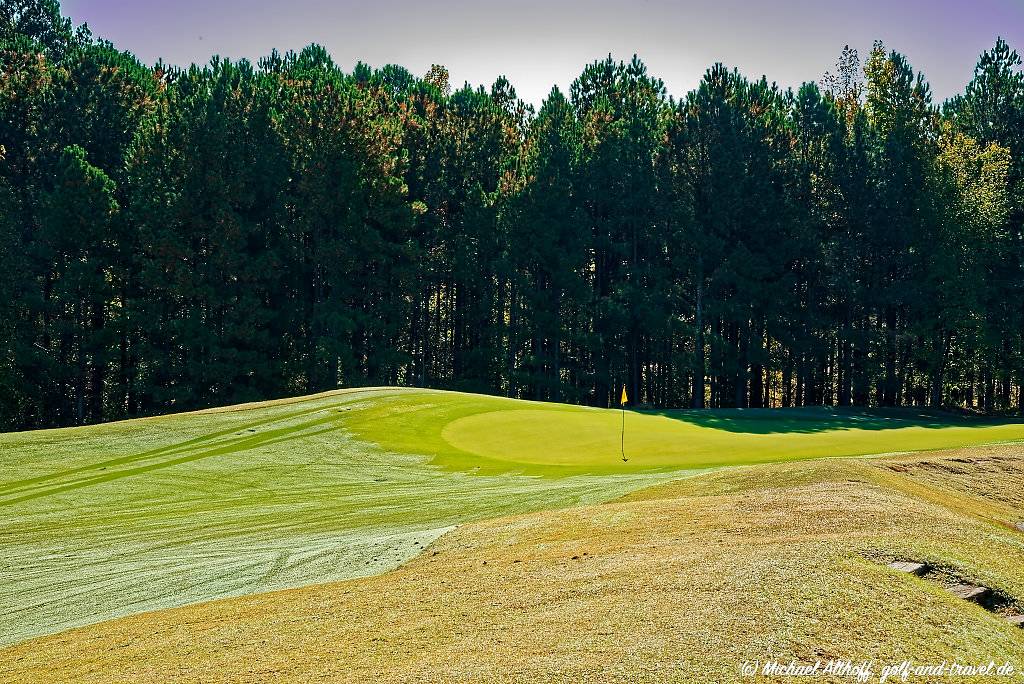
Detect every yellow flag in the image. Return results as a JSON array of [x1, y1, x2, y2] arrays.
[[620, 385, 629, 406]]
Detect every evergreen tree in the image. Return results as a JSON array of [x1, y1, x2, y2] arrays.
[[946, 38, 1024, 412], [1, 0, 1023, 426]]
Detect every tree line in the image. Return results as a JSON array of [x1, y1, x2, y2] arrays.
[[2, 0, 1023, 429]]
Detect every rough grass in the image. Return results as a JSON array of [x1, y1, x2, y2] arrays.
[[2, 387, 1023, 668], [3, 446, 1022, 683]]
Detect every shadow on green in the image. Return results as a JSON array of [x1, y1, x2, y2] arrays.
[[644, 406, 1023, 435]]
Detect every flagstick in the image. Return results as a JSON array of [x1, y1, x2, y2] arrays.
[[620, 403, 626, 462]]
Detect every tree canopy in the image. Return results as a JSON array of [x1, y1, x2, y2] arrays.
[[2, 2, 1023, 428]]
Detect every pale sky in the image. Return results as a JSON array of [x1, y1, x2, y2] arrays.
[[63, 0, 1024, 106]]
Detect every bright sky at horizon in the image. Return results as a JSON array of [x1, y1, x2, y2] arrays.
[[63, 0, 1024, 106]]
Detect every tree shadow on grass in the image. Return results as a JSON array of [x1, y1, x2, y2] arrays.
[[641, 406, 1024, 435]]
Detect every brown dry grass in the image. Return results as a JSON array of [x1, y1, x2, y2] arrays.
[[3, 445, 1023, 683]]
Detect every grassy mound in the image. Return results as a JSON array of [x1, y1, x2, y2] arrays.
[[3, 445, 1022, 683], [1, 387, 1022, 653]]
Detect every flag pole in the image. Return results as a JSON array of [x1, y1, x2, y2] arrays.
[[620, 384, 628, 462], [620, 404, 625, 461]]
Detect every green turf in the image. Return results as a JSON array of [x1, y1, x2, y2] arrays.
[[2, 386, 1022, 647], [344, 390, 1024, 474]]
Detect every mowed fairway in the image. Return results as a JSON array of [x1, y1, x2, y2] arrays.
[[2, 387, 1024, 654], [0, 388, 675, 648]]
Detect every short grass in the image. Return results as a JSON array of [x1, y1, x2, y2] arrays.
[[342, 390, 1024, 475], [4, 445, 1023, 683], [1, 387, 1023, 654]]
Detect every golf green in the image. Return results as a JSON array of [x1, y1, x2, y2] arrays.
[[344, 390, 1024, 473]]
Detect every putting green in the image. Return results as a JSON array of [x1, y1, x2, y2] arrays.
[[341, 390, 1024, 474], [440, 406, 1024, 470]]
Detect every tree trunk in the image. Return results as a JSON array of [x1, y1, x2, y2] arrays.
[[691, 283, 705, 409], [749, 323, 764, 409], [88, 300, 105, 422], [929, 330, 948, 408], [735, 321, 748, 408], [882, 307, 898, 407]]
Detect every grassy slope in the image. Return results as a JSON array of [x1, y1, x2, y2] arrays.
[[2, 387, 1023, 653], [3, 445, 1022, 683], [0, 388, 673, 647]]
